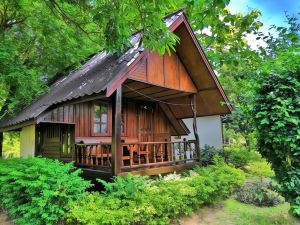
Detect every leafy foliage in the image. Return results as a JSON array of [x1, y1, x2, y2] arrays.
[[0, 0, 100, 119], [91, 0, 180, 54], [234, 180, 284, 207], [254, 61, 300, 216], [0, 157, 91, 225], [200, 144, 223, 165], [222, 146, 261, 169], [98, 174, 150, 200], [245, 160, 275, 179], [2, 132, 20, 158], [66, 158, 245, 225]]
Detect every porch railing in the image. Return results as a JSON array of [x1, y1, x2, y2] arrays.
[[74, 143, 112, 167], [121, 140, 198, 169], [74, 140, 198, 170]]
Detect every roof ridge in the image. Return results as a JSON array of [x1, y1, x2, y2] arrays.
[[164, 9, 184, 19]]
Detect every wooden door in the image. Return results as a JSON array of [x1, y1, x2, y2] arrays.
[[138, 105, 154, 142]]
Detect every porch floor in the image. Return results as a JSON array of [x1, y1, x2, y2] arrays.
[[77, 162, 198, 180]]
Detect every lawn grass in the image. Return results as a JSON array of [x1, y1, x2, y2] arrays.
[[180, 199, 300, 225], [220, 199, 300, 225]]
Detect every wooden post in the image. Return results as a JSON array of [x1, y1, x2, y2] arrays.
[[191, 94, 201, 165], [111, 85, 122, 175], [0, 132, 3, 158], [183, 138, 187, 160]]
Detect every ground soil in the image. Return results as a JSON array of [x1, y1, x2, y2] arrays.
[[0, 211, 13, 225], [178, 204, 228, 225]]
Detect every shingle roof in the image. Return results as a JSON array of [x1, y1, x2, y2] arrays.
[[0, 11, 183, 129]]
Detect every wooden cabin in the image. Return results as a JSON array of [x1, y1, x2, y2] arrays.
[[0, 11, 232, 177]]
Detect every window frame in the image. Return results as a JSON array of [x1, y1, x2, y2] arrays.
[[91, 101, 111, 136]]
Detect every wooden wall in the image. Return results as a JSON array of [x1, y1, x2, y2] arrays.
[[40, 102, 91, 137], [128, 51, 197, 93], [39, 99, 174, 143]]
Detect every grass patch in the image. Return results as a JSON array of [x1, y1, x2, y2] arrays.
[[183, 198, 300, 225], [223, 199, 299, 225]]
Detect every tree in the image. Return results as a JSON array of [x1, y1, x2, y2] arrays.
[[254, 63, 300, 216], [253, 13, 300, 215], [0, 0, 101, 118], [0, 0, 103, 156]]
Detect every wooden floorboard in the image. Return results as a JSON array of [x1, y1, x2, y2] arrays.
[[119, 163, 198, 176]]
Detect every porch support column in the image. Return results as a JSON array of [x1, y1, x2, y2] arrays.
[[111, 85, 122, 176], [191, 94, 201, 165], [0, 132, 3, 158]]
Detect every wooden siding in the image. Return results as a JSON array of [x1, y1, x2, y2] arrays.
[[129, 51, 197, 93], [39, 99, 176, 144]]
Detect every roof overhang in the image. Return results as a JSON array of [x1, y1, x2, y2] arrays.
[[106, 11, 232, 119], [0, 119, 35, 132]]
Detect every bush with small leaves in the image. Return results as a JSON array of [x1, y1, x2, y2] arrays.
[[223, 146, 261, 169], [66, 157, 245, 225], [234, 180, 284, 207], [200, 145, 223, 166], [97, 174, 151, 200], [0, 157, 91, 225]]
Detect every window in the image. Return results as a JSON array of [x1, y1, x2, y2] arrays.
[[93, 103, 109, 134]]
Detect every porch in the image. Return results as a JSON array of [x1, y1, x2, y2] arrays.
[[74, 139, 199, 175]]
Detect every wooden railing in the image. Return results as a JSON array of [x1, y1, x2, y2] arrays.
[[121, 140, 198, 169], [74, 140, 198, 170], [74, 143, 112, 167]]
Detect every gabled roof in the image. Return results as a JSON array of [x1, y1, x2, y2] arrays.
[[0, 10, 231, 131]]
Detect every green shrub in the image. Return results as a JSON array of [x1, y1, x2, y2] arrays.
[[234, 180, 284, 207], [245, 160, 275, 178], [0, 157, 91, 225], [66, 158, 245, 225], [276, 169, 300, 217], [223, 146, 261, 168], [200, 145, 222, 165], [98, 174, 150, 200]]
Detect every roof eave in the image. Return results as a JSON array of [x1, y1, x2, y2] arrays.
[[179, 12, 232, 113], [0, 119, 36, 132]]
